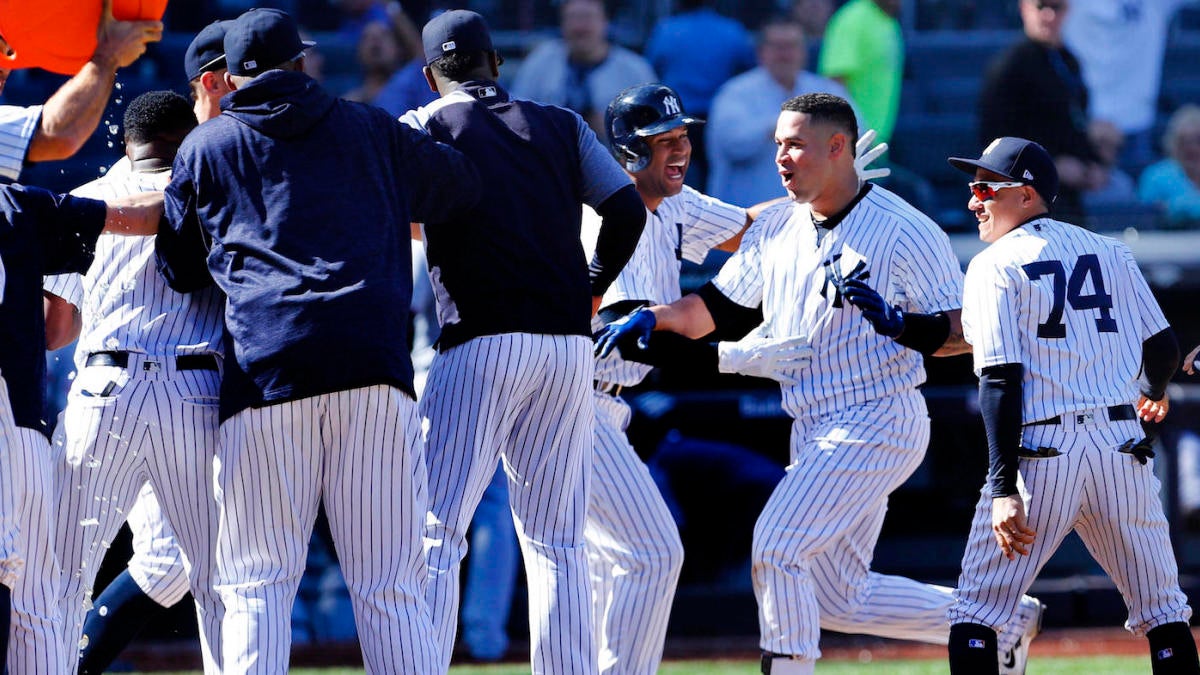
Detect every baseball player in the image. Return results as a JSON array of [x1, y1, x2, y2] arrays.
[[0, 183, 161, 673], [44, 89, 226, 674], [401, 10, 646, 674], [596, 93, 1044, 675], [946, 137, 1199, 675], [0, 0, 162, 180], [61, 22, 236, 674], [157, 9, 481, 673]]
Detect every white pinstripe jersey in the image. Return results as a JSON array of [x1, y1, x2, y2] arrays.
[[962, 217, 1168, 424], [585, 185, 746, 386], [0, 104, 40, 182], [43, 168, 223, 369], [712, 185, 964, 418]]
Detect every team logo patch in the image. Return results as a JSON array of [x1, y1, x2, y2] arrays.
[[663, 94, 681, 115], [441, 40, 456, 52], [479, 86, 497, 98], [968, 639, 986, 649], [821, 253, 869, 308], [1158, 647, 1175, 660]]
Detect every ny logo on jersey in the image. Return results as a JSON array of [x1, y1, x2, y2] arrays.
[[663, 95, 682, 115], [821, 254, 869, 308]]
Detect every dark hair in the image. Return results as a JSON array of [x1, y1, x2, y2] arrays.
[[780, 92, 858, 150], [429, 49, 489, 81], [123, 90, 197, 145]]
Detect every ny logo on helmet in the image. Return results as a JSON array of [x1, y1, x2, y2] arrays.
[[663, 95, 681, 116]]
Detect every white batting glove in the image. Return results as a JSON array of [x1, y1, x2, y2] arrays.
[[717, 325, 812, 385], [854, 128, 890, 182]]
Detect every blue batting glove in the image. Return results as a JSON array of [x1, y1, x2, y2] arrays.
[[594, 307, 656, 358], [841, 278, 904, 338]]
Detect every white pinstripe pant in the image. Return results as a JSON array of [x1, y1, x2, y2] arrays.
[[0, 373, 21, 589], [54, 360, 222, 673], [587, 391, 683, 675], [421, 333, 597, 675], [125, 484, 191, 607], [951, 414, 1193, 636], [8, 425, 65, 674], [753, 391, 960, 660], [216, 384, 436, 675]]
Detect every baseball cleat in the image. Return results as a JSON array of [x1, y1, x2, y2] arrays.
[[1000, 596, 1045, 675]]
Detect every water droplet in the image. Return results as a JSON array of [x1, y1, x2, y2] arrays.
[[100, 540, 111, 550], [106, 141, 113, 148], [107, 124, 119, 135], [78, 635, 89, 649], [82, 597, 93, 612], [85, 458, 101, 468], [79, 518, 99, 527], [98, 605, 108, 617]]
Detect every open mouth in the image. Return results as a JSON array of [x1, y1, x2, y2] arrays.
[[666, 160, 686, 181]]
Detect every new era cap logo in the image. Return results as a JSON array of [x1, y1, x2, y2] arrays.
[[1023, 169, 1034, 180], [442, 40, 456, 52]]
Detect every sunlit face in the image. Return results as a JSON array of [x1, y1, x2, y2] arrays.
[[968, 169, 1031, 243], [774, 111, 837, 203], [632, 126, 691, 200], [191, 69, 233, 123], [1020, 0, 1068, 46]]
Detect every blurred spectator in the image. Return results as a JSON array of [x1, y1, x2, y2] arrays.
[[1064, 0, 1194, 176], [1138, 104, 1200, 225], [817, 0, 902, 143], [334, 0, 393, 41], [706, 16, 852, 206], [1083, 119, 1138, 209], [978, 0, 1104, 222], [342, 13, 421, 105], [373, 58, 436, 117], [790, 0, 834, 38], [643, 0, 756, 188], [509, 0, 656, 135]]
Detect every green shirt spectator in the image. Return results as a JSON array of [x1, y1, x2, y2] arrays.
[[818, 0, 903, 143]]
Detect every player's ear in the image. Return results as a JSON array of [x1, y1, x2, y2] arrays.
[[422, 65, 438, 94], [829, 132, 847, 160]]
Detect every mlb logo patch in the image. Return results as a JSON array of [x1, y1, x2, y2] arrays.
[[479, 86, 497, 98], [442, 40, 456, 52], [1158, 647, 1174, 660], [968, 639, 986, 649], [243, 59, 257, 71]]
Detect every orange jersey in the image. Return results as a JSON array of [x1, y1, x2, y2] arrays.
[[0, 0, 167, 75]]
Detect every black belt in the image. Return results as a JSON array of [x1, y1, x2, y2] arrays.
[[593, 380, 623, 397], [1025, 404, 1136, 426], [86, 351, 219, 372]]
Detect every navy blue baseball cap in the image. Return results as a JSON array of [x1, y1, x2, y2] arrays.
[[224, 8, 315, 77], [185, 20, 234, 81], [422, 9, 494, 65], [949, 137, 1059, 205]]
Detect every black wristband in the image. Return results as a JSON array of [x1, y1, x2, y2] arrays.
[[893, 311, 951, 355]]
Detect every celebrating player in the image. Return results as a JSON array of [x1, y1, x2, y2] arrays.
[[401, 9, 646, 673], [596, 92, 1043, 675], [946, 137, 1200, 675], [45, 90, 224, 673], [156, 8, 481, 673]]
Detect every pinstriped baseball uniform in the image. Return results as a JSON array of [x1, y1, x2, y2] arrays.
[[584, 186, 745, 673], [0, 105, 41, 182], [710, 184, 1016, 660], [46, 167, 225, 673], [951, 217, 1193, 635]]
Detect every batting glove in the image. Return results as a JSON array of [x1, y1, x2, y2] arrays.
[[1118, 436, 1156, 465], [854, 128, 891, 182], [842, 278, 904, 338], [717, 325, 813, 385], [594, 307, 656, 358]]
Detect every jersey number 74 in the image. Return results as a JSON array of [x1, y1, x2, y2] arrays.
[[1021, 254, 1119, 339]]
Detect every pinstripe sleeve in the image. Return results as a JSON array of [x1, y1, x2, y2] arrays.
[[678, 186, 746, 263], [963, 252, 1022, 375], [43, 273, 84, 308], [0, 104, 41, 181], [894, 217, 965, 314], [710, 208, 769, 309], [1118, 242, 1169, 340]]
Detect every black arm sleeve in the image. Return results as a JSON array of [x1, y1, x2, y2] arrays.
[[26, 189, 107, 275], [589, 184, 646, 297], [979, 363, 1025, 498], [696, 282, 764, 341], [1142, 327, 1179, 401], [615, 331, 719, 373], [894, 311, 951, 355], [157, 177, 214, 293]]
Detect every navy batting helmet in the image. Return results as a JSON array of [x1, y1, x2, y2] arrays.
[[605, 83, 703, 173]]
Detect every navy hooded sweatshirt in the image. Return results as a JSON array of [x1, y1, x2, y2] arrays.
[[159, 70, 480, 421]]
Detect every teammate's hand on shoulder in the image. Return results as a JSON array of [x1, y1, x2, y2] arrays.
[[854, 129, 890, 183], [1183, 344, 1200, 376], [594, 307, 656, 358], [991, 494, 1036, 560], [841, 278, 904, 338], [1136, 394, 1169, 423], [717, 324, 812, 384]]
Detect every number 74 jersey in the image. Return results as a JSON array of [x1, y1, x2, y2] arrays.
[[962, 216, 1169, 423]]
